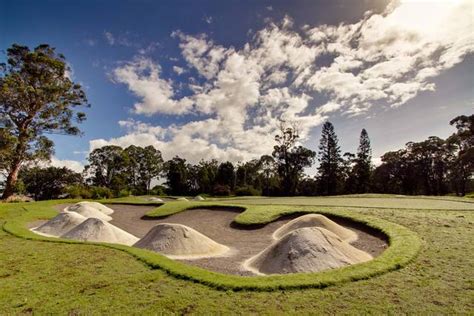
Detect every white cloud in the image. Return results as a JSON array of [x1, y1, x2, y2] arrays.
[[203, 15, 213, 24], [112, 57, 193, 115], [49, 157, 84, 173], [101, 0, 473, 163], [104, 31, 115, 45], [173, 65, 185, 75]]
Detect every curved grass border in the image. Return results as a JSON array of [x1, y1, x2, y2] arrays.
[[2, 201, 421, 291]]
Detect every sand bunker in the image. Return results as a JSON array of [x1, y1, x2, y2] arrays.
[[273, 214, 358, 242], [148, 197, 164, 203], [62, 218, 138, 246], [194, 196, 205, 201], [176, 197, 189, 202], [66, 201, 114, 215], [65, 204, 112, 221], [245, 227, 372, 275], [134, 223, 230, 259], [33, 212, 86, 237]]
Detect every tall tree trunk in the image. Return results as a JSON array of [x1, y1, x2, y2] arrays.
[[2, 158, 22, 199], [2, 131, 27, 200]]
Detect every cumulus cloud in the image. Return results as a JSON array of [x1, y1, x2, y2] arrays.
[[100, 0, 473, 163], [112, 57, 193, 115], [49, 157, 85, 173], [173, 65, 186, 75]]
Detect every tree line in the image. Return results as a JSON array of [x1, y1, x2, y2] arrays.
[[6, 115, 473, 200], [1, 43, 473, 200]]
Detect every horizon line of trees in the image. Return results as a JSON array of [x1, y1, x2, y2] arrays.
[[5, 114, 473, 200]]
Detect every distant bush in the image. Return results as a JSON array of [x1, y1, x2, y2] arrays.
[[118, 189, 131, 197], [150, 185, 167, 196], [212, 184, 231, 196], [89, 186, 113, 199], [65, 185, 92, 199], [235, 186, 261, 196]]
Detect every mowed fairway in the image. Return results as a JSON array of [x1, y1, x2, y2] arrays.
[[1, 195, 473, 314]]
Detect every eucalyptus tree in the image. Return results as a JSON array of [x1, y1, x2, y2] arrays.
[[124, 145, 163, 194], [85, 145, 127, 190], [0, 44, 88, 199], [164, 156, 190, 195], [272, 122, 316, 195], [447, 114, 473, 196]]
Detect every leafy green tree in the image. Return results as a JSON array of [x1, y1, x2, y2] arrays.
[[0, 44, 88, 199], [352, 129, 373, 193], [447, 114, 473, 196], [272, 122, 316, 195], [19, 166, 82, 200], [236, 159, 262, 189], [216, 161, 236, 190], [341, 152, 356, 194], [407, 137, 451, 195], [192, 159, 218, 194], [164, 156, 190, 195], [85, 145, 127, 191], [316, 121, 342, 195], [124, 145, 163, 194], [259, 154, 277, 196]]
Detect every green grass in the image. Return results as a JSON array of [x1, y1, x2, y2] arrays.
[[0, 195, 473, 314]]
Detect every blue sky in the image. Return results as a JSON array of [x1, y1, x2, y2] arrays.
[[1, 0, 473, 173]]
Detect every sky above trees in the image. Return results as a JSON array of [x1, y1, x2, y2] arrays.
[[1, 0, 473, 174]]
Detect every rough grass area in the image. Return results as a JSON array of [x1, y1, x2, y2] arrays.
[[0, 195, 473, 314]]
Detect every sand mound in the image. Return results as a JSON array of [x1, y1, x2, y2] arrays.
[[33, 212, 86, 237], [194, 196, 205, 201], [148, 197, 164, 203], [66, 201, 114, 215], [245, 227, 372, 275], [61, 218, 138, 246], [273, 214, 358, 242], [134, 223, 229, 259], [65, 204, 112, 221], [176, 197, 189, 201]]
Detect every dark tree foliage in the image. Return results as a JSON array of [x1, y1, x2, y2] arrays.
[[164, 156, 190, 195], [259, 155, 278, 196], [352, 129, 372, 193], [272, 122, 316, 195], [316, 121, 342, 195], [447, 114, 474, 195], [124, 145, 163, 194], [85, 145, 127, 191], [19, 166, 82, 200], [216, 161, 236, 190], [0, 44, 88, 199], [191, 159, 218, 193]]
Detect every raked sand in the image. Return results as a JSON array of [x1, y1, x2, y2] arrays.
[[134, 223, 230, 259], [272, 213, 358, 242], [244, 227, 372, 275]]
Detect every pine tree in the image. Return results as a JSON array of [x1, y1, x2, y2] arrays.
[[353, 129, 372, 193], [317, 121, 342, 195]]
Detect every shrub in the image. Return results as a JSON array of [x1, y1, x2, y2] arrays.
[[89, 186, 113, 199], [235, 186, 261, 196], [118, 189, 131, 197], [150, 185, 167, 196], [212, 184, 231, 196], [65, 185, 92, 199]]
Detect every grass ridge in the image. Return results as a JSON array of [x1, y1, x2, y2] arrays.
[[2, 200, 421, 291]]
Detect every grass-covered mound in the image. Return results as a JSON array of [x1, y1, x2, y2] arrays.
[[0, 195, 472, 314]]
